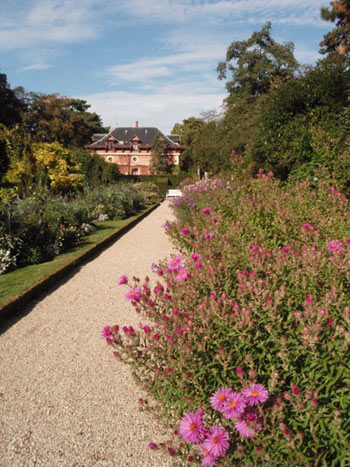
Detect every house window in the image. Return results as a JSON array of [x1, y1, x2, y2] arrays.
[[132, 168, 139, 175], [107, 156, 114, 162], [132, 156, 138, 162]]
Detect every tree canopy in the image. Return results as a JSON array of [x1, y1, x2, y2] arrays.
[[17, 92, 106, 147], [150, 133, 170, 175], [320, 0, 350, 56], [217, 22, 299, 103], [171, 117, 204, 172], [0, 74, 25, 128]]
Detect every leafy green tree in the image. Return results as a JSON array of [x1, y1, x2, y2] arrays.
[[0, 74, 25, 128], [17, 91, 105, 148], [217, 22, 298, 103], [191, 121, 225, 174], [0, 124, 35, 193], [150, 133, 169, 174], [72, 148, 119, 186], [171, 117, 204, 172], [320, 0, 350, 56], [32, 142, 84, 192], [0, 74, 26, 177], [249, 64, 350, 180]]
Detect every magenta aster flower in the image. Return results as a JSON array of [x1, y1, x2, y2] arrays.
[[202, 425, 229, 458], [200, 447, 218, 466], [181, 227, 190, 235], [222, 392, 246, 419], [191, 253, 201, 261], [168, 255, 183, 270], [101, 326, 112, 339], [174, 268, 188, 282], [125, 287, 142, 301], [210, 387, 233, 412], [178, 410, 206, 443], [243, 384, 269, 406], [118, 275, 128, 285], [234, 419, 256, 438], [327, 240, 345, 254], [202, 208, 211, 215]]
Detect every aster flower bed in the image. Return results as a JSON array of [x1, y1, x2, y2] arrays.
[[103, 173, 350, 465]]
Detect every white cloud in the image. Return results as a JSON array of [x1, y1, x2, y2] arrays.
[[113, 0, 325, 27], [20, 63, 52, 71], [0, 0, 100, 51], [82, 87, 227, 134], [107, 46, 225, 85]]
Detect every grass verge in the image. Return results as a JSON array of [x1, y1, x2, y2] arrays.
[[0, 203, 160, 322]]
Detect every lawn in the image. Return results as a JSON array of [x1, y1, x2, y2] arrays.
[[0, 204, 158, 314]]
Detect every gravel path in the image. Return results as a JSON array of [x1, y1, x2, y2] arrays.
[[0, 201, 178, 467]]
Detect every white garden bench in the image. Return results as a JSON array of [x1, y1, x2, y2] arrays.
[[166, 189, 182, 198]]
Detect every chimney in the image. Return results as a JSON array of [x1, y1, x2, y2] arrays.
[[135, 121, 139, 128]]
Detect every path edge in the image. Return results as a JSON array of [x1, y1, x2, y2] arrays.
[[0, 202, 161, 323]]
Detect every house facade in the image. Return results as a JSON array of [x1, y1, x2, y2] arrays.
[[85, 122, 182, 175]]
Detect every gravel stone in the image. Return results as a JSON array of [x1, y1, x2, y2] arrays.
[[0, 202, 178, 466]]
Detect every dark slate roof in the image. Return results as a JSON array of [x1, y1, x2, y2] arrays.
[[87, 127, 180, 149], [92, 133, 106, 142], [167, 134, 181, 144]]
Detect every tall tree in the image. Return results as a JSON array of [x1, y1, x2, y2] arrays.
[[217, 22, 298, 103], [0, 74, 26, 176], [150, 133, 169, 174], [320, 1, 350, 56], [0, 73, 25, 128], [18, 92, 105, 148], [171, 117, 204, 172]]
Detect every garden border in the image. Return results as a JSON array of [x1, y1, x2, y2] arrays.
[[0, 202, 160, 324]]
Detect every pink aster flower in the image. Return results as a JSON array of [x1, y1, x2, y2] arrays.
[[234, 419, 256, 438], [202, 208, 211, 215], [210, 387, 233, 412], [174, 268, 188, 282], [191, 253, 201, 261], [181, 227, 190, 235], [178, 410, 206, 443], [222, 392, 246, 419], [243, 384, 269, 406], [327, 240, 345, 254], [202, 425, 229, 458], [200, 447, 218, 466], [168, 255, 183, 270], [125, 287, 142, 301], [101, 326, 112, 339], [118, 275, 128, 285]]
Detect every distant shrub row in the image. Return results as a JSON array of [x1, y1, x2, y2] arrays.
[[0, 181, 161, 274]]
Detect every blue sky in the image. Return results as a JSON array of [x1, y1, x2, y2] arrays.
[[1, 0, 331, 135]]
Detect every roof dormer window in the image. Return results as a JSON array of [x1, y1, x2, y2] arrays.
[[107, 136, 117, 151]]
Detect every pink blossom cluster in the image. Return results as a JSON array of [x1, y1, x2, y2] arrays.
[[178, 408, 229, 466], [178, 384, 268, 466], [167, 254, 189, 282], [326, 240, 345, 255]]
